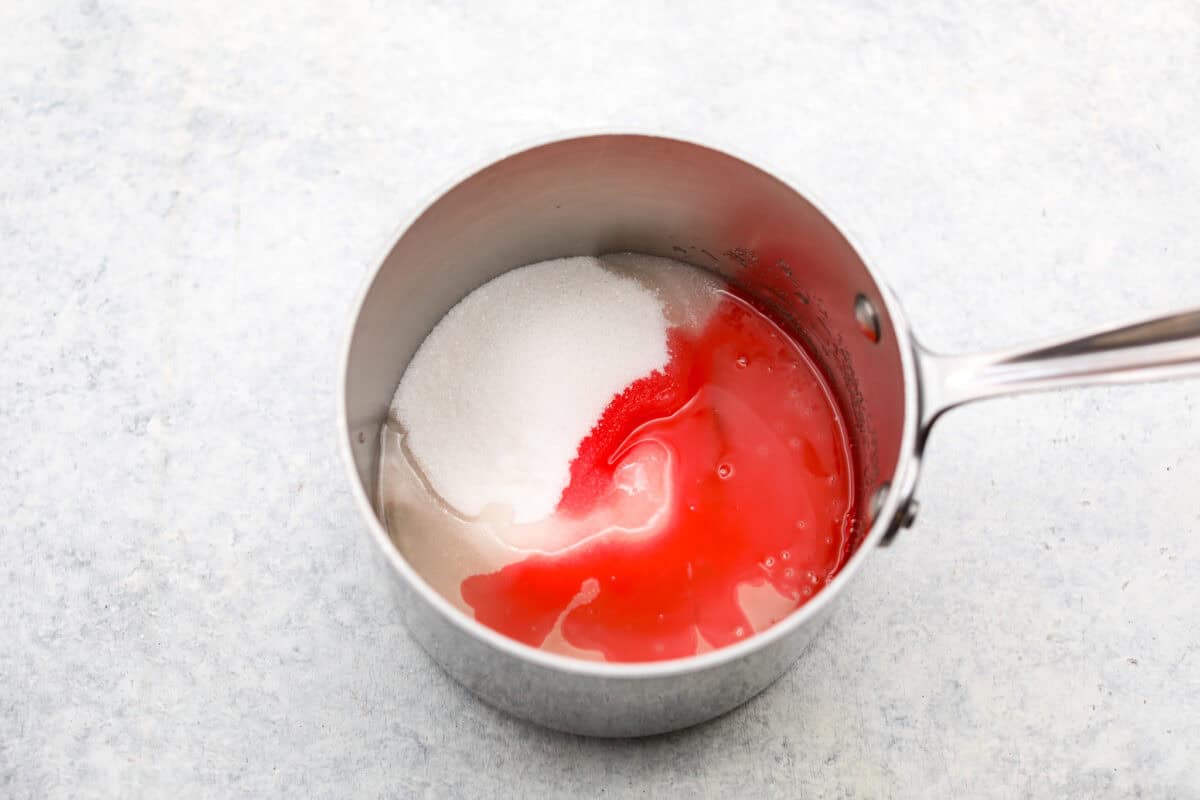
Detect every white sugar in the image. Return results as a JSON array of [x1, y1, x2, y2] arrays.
[[391, 256, 670, 524]]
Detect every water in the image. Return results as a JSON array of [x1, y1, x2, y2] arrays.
[[378, 254, 856, 662]]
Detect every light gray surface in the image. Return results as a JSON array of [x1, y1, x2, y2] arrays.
[[2, 1, 1198, 797]]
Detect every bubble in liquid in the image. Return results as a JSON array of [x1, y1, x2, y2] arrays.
[[764, 556, 776, 568], [781, 550, 791, 560], [657, 613, 665, 623], [735, 626, 746, 637], [795, 520, 806, 530], [802, 586, 813, 597], [784, 568, 795, 579], [788, 437, 801, 449], [735, 355, 749, 368], [717, 463, 734, 479]]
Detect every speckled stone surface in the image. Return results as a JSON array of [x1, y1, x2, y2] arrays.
[[3, 2, 1198, 797]]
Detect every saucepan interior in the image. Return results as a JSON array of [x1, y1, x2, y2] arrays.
[[339, 134, 920, 733]]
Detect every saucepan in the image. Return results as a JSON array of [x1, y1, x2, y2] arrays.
[[338, 134, 1200, 737]]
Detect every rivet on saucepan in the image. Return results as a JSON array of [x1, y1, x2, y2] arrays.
[[854, 294, 881, 343]]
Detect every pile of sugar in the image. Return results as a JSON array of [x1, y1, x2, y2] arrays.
[[391, 256, 670, 524]]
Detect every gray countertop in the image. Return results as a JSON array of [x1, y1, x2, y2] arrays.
[[3, 2, 1198, 797]]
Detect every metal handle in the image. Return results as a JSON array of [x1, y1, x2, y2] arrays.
[[916, 307, 1200, 445]]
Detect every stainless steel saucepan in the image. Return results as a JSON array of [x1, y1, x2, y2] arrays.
[[339, 134, 1200, 737]]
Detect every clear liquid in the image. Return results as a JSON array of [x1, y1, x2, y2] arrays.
[[378, 254, 855, 662]]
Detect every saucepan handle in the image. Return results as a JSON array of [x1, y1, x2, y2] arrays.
[[915, 307, 1200, 446]]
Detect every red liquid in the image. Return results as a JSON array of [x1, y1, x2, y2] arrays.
[[461, 292, 855, 662]]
